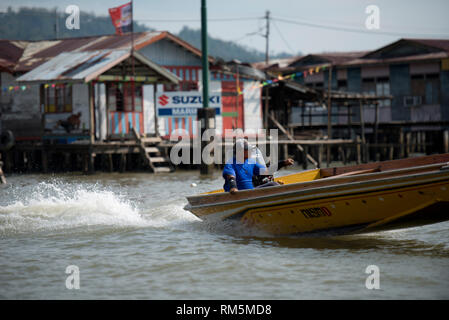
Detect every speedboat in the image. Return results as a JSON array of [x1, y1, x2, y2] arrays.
[[184, 154, 449, 236]]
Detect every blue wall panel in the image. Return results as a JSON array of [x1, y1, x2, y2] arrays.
[[440, 70, 449, 122], [138, 39, 202, 67], [390, 64, 411, 121], [347, 67, 361, 121]]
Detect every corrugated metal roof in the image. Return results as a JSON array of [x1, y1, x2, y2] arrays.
[[16, 49, 179, 84], [0, 40, 26, 72], [10, 31, 214, 73], [16, 50, 129, 82], [252, 56, 300, 71], [409, 39, 449, 52], [340, 52, 449, 67], [288, 51, 368, 67]]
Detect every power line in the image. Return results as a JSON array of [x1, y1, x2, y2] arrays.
[[134, 17, 263, 23], [233, 26, 265, 43], [272, 16, 449, 38], [273, 13, 449, 34], [272, 19, 296, 55]]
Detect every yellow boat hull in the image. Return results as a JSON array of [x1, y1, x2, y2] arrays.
[[185, 157, 449, 236]]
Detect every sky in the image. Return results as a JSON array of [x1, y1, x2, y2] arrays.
[[2, 0, 449, 57]]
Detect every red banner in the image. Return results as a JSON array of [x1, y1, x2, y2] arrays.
[[108, 2, 132, 35]]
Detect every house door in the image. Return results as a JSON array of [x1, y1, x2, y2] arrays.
[[107, 82, 144, 137]]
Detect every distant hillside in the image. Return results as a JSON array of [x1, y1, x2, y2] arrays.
[[0, 7, 298, 63], [0, 7, 150, 40], [177, 26, 297, 63]]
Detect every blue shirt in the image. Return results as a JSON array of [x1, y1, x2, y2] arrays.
[[222, 158, 266, 192]]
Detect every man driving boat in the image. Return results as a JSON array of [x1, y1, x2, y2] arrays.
[[223, 139, 294, 195]]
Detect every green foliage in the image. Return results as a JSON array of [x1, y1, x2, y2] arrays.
[[0, 6, 150, 40], [177, 26, 299, 63], [0, 7, 298, 63]]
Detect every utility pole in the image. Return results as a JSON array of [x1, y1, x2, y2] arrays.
[[265, 10, 270, 65], [198, 0, 215, 175], [201, 0, 210, 111], [54, 8, 59, 40], [131, 0, 135, 77], [263, 10, 270, 130]]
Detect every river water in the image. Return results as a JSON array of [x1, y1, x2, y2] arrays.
[[1, 168, 448, 299]]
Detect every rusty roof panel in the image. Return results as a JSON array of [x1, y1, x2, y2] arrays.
[[13, 32, 167, 72], [340, 52, 449, 67], [16, 50, 130, 83], [16, 49, 180, 85], [0, 40, 27, 72], [409, 39, 449, 52]]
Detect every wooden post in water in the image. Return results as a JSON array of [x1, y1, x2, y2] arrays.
[[356, 135, 361, 164], [120, 153, 127, 173], [283, 143, 288, 161], [358, 99, 367, 163], [303, 146, 308, 169], [42, 149, 48, 173], [399, 128, 405, 158], [338, 146, 346, 164], [326, 65, 332, 167], [421, 131, 426, 154], [108, 154, 114, 172], [406, 132, 412, 157], [0, 153, 6, 184], [388, 145, 394, 160], [153, 85, 159, 137], [317, 145, 323, 168], [87, 148, 95, 174], [444, 130, 449, 153]]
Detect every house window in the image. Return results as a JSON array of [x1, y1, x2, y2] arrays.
[[338, 80, 347, 92], [411, 74, 440, 105], [44, 84, 72, 113], [362, 77, 390, 107], [376, 77, 390, 107], [362, 78, 376, 95], [425, 74, 440, 104], [106, 82, 143, 112]]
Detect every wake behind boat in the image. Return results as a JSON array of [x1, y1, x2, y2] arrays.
[[184, 154, 449, 236]]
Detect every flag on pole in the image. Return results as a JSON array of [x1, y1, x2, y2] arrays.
[[108, 2, 132, 35]]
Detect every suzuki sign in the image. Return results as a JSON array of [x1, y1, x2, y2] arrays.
[[156, 91, 221, 117]]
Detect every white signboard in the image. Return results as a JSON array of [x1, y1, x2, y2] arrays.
[[156, 91, 221, 117]]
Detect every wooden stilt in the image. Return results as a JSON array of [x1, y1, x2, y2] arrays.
[[422, 131, 426, 154], [356, 135, 361, 164], [338, 146, 346, 164], [444, 130, 449, 154], [108, 154, 114, 172], [42, 150, 48, 173], [303, 146, 308, 169], [406, 132, 412, 157], [318, 145, 323, 168], [399, 129, 405, 159], [64, 153, 71, 172], [283, 144, 288, 161], [389, 145, 394, 160], [120, 153, 126, 173], [0, 153, 6, 184], [359, 99, 367, 163]]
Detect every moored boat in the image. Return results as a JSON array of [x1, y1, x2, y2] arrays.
[[184, 154, 449, 236]]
